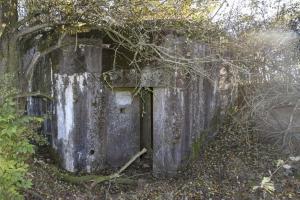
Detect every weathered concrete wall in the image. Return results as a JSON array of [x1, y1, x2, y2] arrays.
[[21, 37, 102, 172], [51, 38, 142, 172], [53, 73, 106, 172], [152, 74, 205, 177], [106, 89, 140, 168], [26, 33, 226, 177], [203, 69, 221, 135], [153, 87, 187, 176], [24, 47, 53, 138], [57, 38, 102, 74], [51, 39, 107, 172], [151, 34, 221, 177]]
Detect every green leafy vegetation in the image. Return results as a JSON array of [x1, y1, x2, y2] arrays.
[[0, 75, 44, 200]]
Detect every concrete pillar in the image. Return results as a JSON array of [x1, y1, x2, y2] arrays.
[[152, 74, 205, 177], [52, 40, 106, 172], [153, 87, 188, 177], [53, 73, 106, 172]]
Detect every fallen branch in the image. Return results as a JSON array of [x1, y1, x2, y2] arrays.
[[91, 147, 147, 187], [54, 148, 147, 187], [117, 148, 147, 175]]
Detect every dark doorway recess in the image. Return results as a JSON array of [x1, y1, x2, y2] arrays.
[[140, 88, 153, 163]]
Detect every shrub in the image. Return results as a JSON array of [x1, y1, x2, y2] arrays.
[[0, 75, 43, 200]]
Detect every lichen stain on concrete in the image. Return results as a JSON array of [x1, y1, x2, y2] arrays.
[[55, 73, 89, 172]]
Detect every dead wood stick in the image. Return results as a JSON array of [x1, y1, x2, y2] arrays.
[[91, 148, 147, 187], [57, 148, 147, 186], [117, 148, 147, 174]]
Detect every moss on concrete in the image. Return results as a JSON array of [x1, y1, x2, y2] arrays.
[[191, 108, 223, 160]]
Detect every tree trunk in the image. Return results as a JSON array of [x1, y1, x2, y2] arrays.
[[0, 0, 19, 74]]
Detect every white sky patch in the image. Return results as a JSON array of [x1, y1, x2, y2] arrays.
[[212, 0, 299, 22], [17, 0, 27, 20]]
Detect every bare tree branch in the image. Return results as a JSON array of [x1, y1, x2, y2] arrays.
[[26, 32, 67, 82]]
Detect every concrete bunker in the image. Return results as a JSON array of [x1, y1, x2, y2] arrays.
[[26, 32, 223, 177]]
